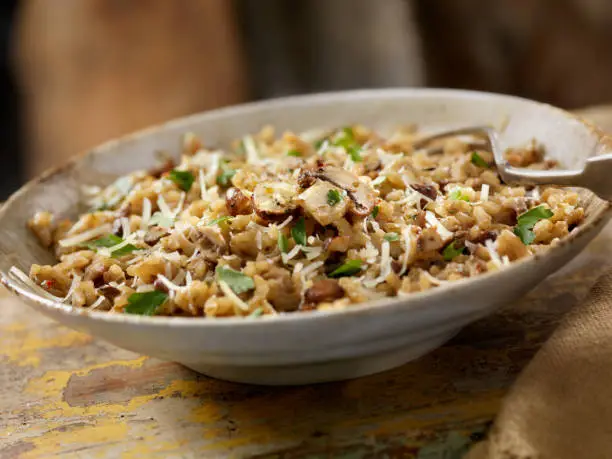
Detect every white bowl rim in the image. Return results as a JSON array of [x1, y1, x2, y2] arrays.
[[1, 87, 610, 328]]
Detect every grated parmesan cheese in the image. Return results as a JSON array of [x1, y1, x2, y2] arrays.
[[421, 270, 448, 286], [300, 260, 324, 278], [277, 215, 293, 230], [485, 239, 503, 268], [141, 197, 152, 230], [218, 280, 250, 311], [302, 246, 323, 260], [63, 274, 82, 303], [199, 169, 207, 200], [425, 211, 453, 241], [399, 226, 415, 276], [206, 152, 221, 186], [121, 217, 131, 238], [363, 240, 391, 288], [157, 195, 174, 219], [371, 175, 387, 186], [243, 136, 260, 165], [480, 184, 490, 202], [156, 274, 184, 291], [282, 244, 301, 264], [89, 296, 106, 310], [59, 225, 112, 248]]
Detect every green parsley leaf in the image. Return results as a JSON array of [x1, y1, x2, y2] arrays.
[[347, 146, 363, 162], [327, 189, 343, 206], [217, 163, 236, 187], [332, 127, 355, 147], [277, 233, 289, 253], [514, 205, 554, 245], [383, 232, 399, 242], [514, 225, 536, 245], [329, 259, 363, 278], [149, 211, 174, 228], [331, 126, 363, 162], [449, 189, 470, 202], [207, 216, 233, 226], [471, 151, 489, 168], [86, 234, 138, 258], [216, 266, 255, 294], [516, 205, 554, 227], [371, 206, 380, 219], [125, 290, 168, 315], [287, 150, 302, 157], [248, 307, 264, 318], [291, 216, 307, 246], [442, 240, 466, 261], [169, 169, 195, 192]]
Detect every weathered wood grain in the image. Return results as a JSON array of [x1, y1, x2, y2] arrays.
[[1, 108, 612, 458]]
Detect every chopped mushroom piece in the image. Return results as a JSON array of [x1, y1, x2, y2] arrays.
[[225, 187, 253, 216], [306, 166, 377, 217], [416, 227, 445, 252], [298, 180, 349, 226], [252, 182, 298, 220], [304, 279, 345, 305]]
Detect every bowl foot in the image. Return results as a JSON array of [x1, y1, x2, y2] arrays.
[[181, 329, 458, 385]]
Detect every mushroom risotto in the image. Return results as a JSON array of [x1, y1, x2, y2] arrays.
[[18, 125, 584, 317]]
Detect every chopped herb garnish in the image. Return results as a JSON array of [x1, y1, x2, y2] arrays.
[[332, 127, 355, 148], [327, 189, 343, 206], [125, 290, 168, 316], [217, 163, 236, 187], [471, 151, 489, 168], [347, 146, 363, 162], [330, 126, 363, 162], [449, 189, 470, 202], [216, 266, 255, 294], [384, 232, 399, 242], [278, 233, 289, 253], [291, 216, 307, 246], [169, 169, 195, 192], [207, 216, 233, 226], [86, 234, 138, 258], [287, 150, 302, 157], [149, 211, 174, 228], [514, 205, 554, 245], [329, 259, 363, 278], [249, 307, 264, 318], [443, 240, 466, 261], [371, 206, 380, 219]]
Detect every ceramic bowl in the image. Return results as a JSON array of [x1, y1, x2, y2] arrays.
[[1, 89, 610, 385]]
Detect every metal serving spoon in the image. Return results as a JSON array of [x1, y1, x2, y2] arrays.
[[412, 126, 612, 201]]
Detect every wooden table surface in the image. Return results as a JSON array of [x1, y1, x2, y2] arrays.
[[2, 107, 612, 459]]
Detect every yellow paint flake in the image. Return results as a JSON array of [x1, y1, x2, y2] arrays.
[[20, 421, 129, 459], [0, 324, 92, 367]]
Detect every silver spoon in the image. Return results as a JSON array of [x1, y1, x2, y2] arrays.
[[413, 126, 612, 200]]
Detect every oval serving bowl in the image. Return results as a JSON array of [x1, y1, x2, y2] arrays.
[[1, 89, 610, 385]]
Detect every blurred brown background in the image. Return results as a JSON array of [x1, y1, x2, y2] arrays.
[[2, 0, 612, 197]]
